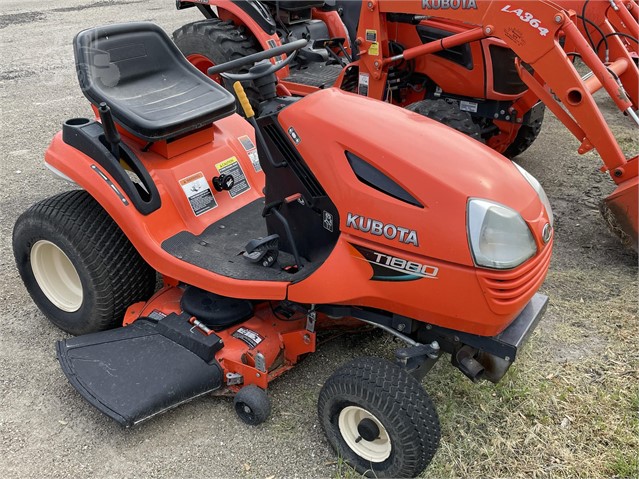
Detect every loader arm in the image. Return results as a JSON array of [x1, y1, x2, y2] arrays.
[[358, 0, 638, 247]]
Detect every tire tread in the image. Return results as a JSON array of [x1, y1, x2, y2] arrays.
[[13, 190, 156, 333], [318, 357, 440, 477]]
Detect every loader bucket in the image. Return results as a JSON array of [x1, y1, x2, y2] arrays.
[[601, 177, 639, 251]]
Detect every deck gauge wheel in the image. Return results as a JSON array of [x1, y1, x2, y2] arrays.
[[234, 384, 271, 426]]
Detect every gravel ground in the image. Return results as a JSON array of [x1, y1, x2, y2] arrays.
[[1, 1, 637, 478]]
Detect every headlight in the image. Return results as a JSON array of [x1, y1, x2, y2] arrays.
[[513, 163, 553, 227], [467, 199, 537, 269]]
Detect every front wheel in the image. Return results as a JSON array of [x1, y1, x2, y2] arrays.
[[13, 190, 157, 335], [503, 105, 546, 158], [406, 99, 483, 143], [318, 357, 440, 478]]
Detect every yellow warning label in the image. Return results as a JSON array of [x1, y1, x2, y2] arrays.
[[365, 29, 377, 42], [215, 156, 238, 170], [368, 42, 379, 56], [215, 156, 250, 198]]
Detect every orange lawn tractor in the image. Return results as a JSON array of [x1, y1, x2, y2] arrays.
[[13, 22, 552, 477], [174, 0, 639, 250]]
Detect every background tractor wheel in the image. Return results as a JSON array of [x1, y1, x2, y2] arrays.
[[13, 190, 156, 335], [504, 105, 546, 158], [406, 99, 483, 142], [234, 385, 271, 425], [173, 19, 261, 115], [318, 357, 440, 478]]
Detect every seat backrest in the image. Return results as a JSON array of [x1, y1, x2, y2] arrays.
[[74, 22, 236, 141]]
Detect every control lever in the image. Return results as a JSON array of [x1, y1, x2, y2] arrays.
[[233, 82, 286, 168], [98, 102, 121, 159]]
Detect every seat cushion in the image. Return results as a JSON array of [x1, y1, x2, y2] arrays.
[[74, 22, 236, 141]]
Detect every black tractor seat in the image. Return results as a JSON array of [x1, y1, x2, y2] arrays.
[[74, 22, 236, 142]]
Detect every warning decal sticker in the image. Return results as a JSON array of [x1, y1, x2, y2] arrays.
[[358, 73, 369, 97], [365, 29, 377, 42], [238, 135, 261, 172], [215, 156, 250, 198], [179, 171, 217, 216], [232, 327, 264, 349], [459, 100, 478, 113], [147, 309, 167, 321]]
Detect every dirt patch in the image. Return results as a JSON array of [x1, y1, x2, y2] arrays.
[[50, 0, 145, 14], [0, 68, 36, 81], [0, 12, 46, 29]]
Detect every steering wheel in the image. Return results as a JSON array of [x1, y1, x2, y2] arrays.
[[207, 39, 308, 81]]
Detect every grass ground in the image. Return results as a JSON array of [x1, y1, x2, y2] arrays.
[[332, 275, 638, 478]]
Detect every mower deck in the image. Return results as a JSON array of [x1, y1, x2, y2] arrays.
[[161, 199, 318, 281], [57, 316, 224, 427]]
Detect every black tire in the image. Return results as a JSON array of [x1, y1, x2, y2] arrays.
[[406, 99, 483, 142], [12, 190, 157, 335], [234, 385, 271, 425], [318, 357, 440, 478], [173, 19, 261, 114], [503, 105, 546, 158]]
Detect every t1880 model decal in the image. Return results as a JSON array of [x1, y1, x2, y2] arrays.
[[346, 213, 419, 246], [353, 245, 439, 281]]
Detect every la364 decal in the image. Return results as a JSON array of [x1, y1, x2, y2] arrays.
[[501, 5, 549, 37]]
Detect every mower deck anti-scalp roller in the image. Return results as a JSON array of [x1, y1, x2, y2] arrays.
[[13, 22, 553, 477]]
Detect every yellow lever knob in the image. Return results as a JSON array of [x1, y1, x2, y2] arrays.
[[233, 81, 255, 118]]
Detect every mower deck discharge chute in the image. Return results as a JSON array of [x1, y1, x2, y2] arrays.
[[14, 22, 553, 477], [57, 315, 224, 427]]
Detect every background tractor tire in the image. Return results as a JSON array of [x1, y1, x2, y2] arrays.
[[503, 105, 546, 158], [13, 190, 156, 335], [173, 19, 261, 115], [406, 99, 483, 142], [318, 357, 440, 478]]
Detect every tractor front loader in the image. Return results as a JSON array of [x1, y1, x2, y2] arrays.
[[176, 0, 639, 249]]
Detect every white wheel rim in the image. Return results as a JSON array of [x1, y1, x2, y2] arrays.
[[30, 240, 83, 312], [338, 406, 392, 463]]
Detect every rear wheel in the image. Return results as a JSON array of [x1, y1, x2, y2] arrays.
[[406, 99, 483, 142], [173, 19, 261, 114], [13, 190, 156, 335], [318, 357, 440, 478]]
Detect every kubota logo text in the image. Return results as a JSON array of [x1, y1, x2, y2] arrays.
[[422, 0, 477, 10], [346, 213, 419, 246]]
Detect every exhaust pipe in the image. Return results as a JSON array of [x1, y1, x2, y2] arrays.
[[454, 346, 484, 382]]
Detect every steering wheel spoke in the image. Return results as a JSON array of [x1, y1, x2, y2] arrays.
[[209, 38, 307, 80]]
